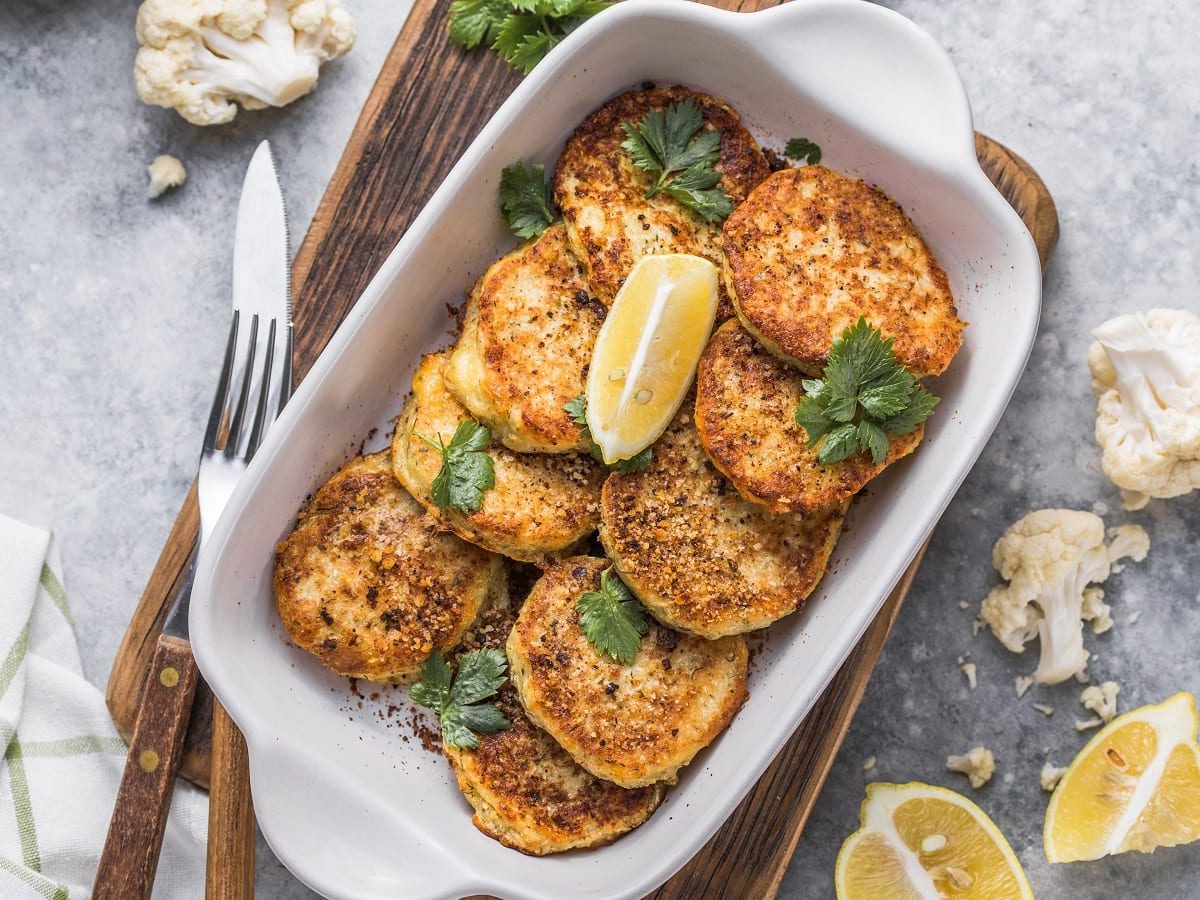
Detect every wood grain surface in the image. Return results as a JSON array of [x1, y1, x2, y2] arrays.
[[206, 700, 256, 900], [94, 634, 200, 900], [105, 0, 1059, 894]]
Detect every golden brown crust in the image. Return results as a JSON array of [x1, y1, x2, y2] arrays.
[[507, 557, 748, 788], [392, 353, 605, 563], [445, 224, 605, 454], [444, 592, 663, 855], [695, 320, 925, 513], [554, 85, 770, 319], [273, 452, 503, 682], [724, 166, 964, 377], [599, 407, 846, 638]]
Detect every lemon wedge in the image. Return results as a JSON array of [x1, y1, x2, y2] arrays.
[[1044, 692, 1200, 862], [585, 254, 718, 464], [835, 782, 1033, 900]]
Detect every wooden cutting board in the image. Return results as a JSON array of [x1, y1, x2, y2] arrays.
[[106, 0, 1058, 893]]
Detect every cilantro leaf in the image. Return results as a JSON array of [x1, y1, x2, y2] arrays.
[[410, 650, 510, 750], [620, 99, 735, 223], [793, 318, 939, 466], [415, 419, 496, 513], [577, 567, 649, 665], [451, 648, 508, 705], [564, 394, 653, 472], [447, 0, 510, 49], [499, 162, 555, 239], [784, 137, 822, 165], [457, 0, 610, 74]]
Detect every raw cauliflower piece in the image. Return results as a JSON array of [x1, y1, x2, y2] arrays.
[[1040, 762, 1067, 792], [135, 0, 356, 125], [147, 154, 187, 198], [1080, 681, 1120, 723], [979, 510, 1149, 685], [946, 746, 995, 789], [1089, 308, 1200, 510]]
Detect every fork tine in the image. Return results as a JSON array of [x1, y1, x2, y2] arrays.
[[245, 318, 277, 460], [224, 314, 259, 459], [277, 322, 294, 415], [202, 311, 240, 454]]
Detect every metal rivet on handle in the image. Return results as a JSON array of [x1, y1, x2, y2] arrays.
[[159, 667, 180, 688], [139, 750, 160, 772]]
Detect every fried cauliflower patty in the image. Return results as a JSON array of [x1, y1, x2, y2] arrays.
[[444, 587, 663, 855], [446, 224, 605, 455], [392, 353, 605, 562], [273, 452, 503, 682], [554, 85, 770, 317], [599, 408, 845, 638], [507, 557, 748, 788], [695, 320, 925, 513], [725, 165, 964, 377]]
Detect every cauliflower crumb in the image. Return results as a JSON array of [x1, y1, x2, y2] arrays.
[[1015, 675, 1034, 698], [946, 746, 995, 789], [1076, 717, 1103, 731], [972, 618, 985, 637], [863, 755, 877, 772], [958, 600, 970, 610], [1040, 761, 1067, 792], [1032, 703, 1055, 716], [147, 154, 186, 198], [1128, 610, 1141, 625], [1081, 681, 1120, 722], [960, 661, 977, 690]]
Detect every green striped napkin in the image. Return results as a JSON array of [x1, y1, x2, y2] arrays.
[[0, 514, 207, 898]]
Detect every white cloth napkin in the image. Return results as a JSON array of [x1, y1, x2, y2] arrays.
[[0, 513, 207, 899]]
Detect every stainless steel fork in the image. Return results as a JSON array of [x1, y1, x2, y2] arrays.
[[95, 140, 293, 900]]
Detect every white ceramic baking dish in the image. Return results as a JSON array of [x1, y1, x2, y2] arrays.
[[190, 1, 1042, 896]]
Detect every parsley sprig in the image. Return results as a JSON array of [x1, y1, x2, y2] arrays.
[[784, 137, 822, 165], [448, 0, 611, 74], [413, 419, 496, 513], [577, 566, 648, 665], [499, 162, 555, 239], [794, 318, 939, 466], [410, 650, 510, 749], [564, 394, 652, 473], [620, 99, 734, 224]]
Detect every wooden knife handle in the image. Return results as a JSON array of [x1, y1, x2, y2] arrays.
[[94, 633, 200, 900], [206, 699, 255, 899]]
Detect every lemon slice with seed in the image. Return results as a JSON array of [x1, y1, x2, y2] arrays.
[[835, 782, 1033, 900], [1045, 692, 1200, 862], [585, 254, 718, 464]]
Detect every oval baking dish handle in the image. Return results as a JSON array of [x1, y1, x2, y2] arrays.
[[247, 743, 472, 899], [743, 0, 978, 172]]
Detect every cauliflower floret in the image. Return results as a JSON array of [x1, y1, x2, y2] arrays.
[[1040, 761, 1067, 792], [979, 511, 1149, 684], [946, 746, 995, 789], [147, 154, 187, 198], [134, 0, 356, 125], [1081, 681, 1120, 723], [1089, 309, 1200, 510]]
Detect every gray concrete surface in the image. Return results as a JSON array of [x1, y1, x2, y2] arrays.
[[1, 1, 1197, 897]]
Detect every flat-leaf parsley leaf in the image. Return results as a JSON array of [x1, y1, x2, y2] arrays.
[[795, 318, 939, 466], [620, 99, 734, 224], [564, 394, 652, 473], [577, 566, 649, 665], [414, 419, 496, 513], [410, 649, 510, 749], [449, 0, 610, 74], [499, 162, 555, 239], [783, 137, 822, 165]]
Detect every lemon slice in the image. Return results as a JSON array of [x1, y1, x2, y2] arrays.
[[835, 782, 1033, 900], [585, 254, 718, 464], [1045, 692, 1200, 862]]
